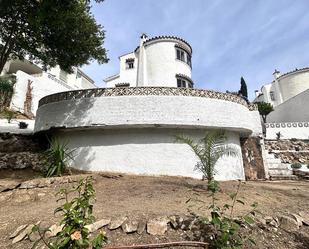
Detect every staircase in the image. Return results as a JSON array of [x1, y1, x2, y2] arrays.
[[265, 152, 298, 180]]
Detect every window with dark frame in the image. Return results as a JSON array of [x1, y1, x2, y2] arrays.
[[176, 76, 193, 88], [125, 59, 134, 69], [176, 47, 191, 67], [270, 91, 275, 101]]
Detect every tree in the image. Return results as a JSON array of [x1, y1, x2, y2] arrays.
[[257, 102, 274, 123], [0, 0, 108, 74], [238, 77, 248, 98], [0, 75, 15, 111], [175, 130, 238, 185]]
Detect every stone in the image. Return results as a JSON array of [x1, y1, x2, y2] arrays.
[[122, 220, 138, 233], [180, 216, 196, 230], [278, 215, 299, 231], [291, 214, 303, 227], [12, 224, 35, 244], [147, 218, 168, 235], [169, 215, 178, 229], [137, 220, 147, 235], [45, 224, 64, 238], [269, 220, 279, 228], [85, 218, 110, 233], [264, 216, 273, 224], [109, 216, 127, 230], [9, 224, 28, 239], [299, 211, 309, 226], [0, 180, 21, 192]]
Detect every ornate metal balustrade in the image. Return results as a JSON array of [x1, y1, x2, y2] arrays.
[[38, 87, 258, 110]]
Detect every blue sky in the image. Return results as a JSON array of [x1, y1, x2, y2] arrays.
[[82, 0, 309, 100]]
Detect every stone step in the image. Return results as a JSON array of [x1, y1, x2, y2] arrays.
[[268, 169, 293, 176], [268, 164, 290, 170], [266, 158, 282, 164], [270, 175, 298, 181]]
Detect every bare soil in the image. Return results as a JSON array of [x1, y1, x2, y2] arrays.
[[0, 169, 309, 248]]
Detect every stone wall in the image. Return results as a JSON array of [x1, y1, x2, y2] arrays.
[[240, 137, 266, 180], [265, 139, 309, 164], [0, 133, 46, 171]]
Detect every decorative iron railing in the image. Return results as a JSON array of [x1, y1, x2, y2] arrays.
[[38, 87, 258, 110]]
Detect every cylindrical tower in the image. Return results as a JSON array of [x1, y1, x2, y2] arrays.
[[136, 35, 193, 88]]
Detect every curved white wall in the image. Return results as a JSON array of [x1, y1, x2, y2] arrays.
[[56, 128, 245, 181], [144, 41, 192, 87], [279, 69, 309, 102], [35, 95, 259, 135]]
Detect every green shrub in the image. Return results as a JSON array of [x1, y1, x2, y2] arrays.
[[0, 75, 15, 111], [291, 163, 302, 169], [188, 181, 257, 248], [45, 138, 74, 177], [4, 108, 15, 123], [32, 177, 106, 249]]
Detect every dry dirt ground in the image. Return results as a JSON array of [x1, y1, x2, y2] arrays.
[[0, 169, 309, 248]]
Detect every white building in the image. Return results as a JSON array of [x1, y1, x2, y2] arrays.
[[254, 68, 309, 139], [35, 34, 262, 180], [1, 59, 96, 116], [104, 34, 193, 88]]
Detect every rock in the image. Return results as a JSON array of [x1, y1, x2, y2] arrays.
[[291, 214, 303, 227], [109, 216, 127, 230], [45, 224, 64, 238], [264, 216, 273, 224], [12, 224, 35, 244], [180, 216, 196, 230], [299, 211, 309, 226], [169, 215, 178, 229], [147, 218, 168, 235], [9, 224, 28, 239], [137, 220, 146, 235], [278, 215, 299, 231], [122, 220, 138, 233], [0, 180, 21, 192], [85, 218, 110, 233], [269, 220, 279, 228]]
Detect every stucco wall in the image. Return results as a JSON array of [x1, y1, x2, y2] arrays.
[[104, 39, 192, 88], [279, 69, 309, 102], [35, 95, 260, 135], [144, 41, 191, 87], [266, 122, 309, 140], [267, 88, 309, 123], [56, 128, 245, 181], [10, 71, 72, 115]]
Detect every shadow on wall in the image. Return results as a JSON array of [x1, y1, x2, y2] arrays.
[[70, 146, 96, 172], [35, 97, 96, 131], [61, 98, 96, 127]]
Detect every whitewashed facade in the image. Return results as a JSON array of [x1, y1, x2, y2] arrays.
[[254, 68, 309, 139], [105, 34, 193, 88], [35, 34, 262, 180], [2, 59, 95, 116]]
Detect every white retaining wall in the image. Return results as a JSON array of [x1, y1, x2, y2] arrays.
[[266, 122, 309, 140], [56, 128, 245, 181], [35, 95, 261, 136]]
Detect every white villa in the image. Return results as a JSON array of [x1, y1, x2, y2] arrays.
[[34, 34, 262, 181], [254, 68, 309, 139], [1, 58, 95, 116]]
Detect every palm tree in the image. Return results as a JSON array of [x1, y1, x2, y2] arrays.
[[175, 130, 239, 183]]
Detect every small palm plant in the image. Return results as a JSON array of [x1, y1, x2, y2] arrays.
[[175, 130, 239, 184], [45, 138, 74, 177]]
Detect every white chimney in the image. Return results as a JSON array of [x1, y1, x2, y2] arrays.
[[272, 69, 280, 79]]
